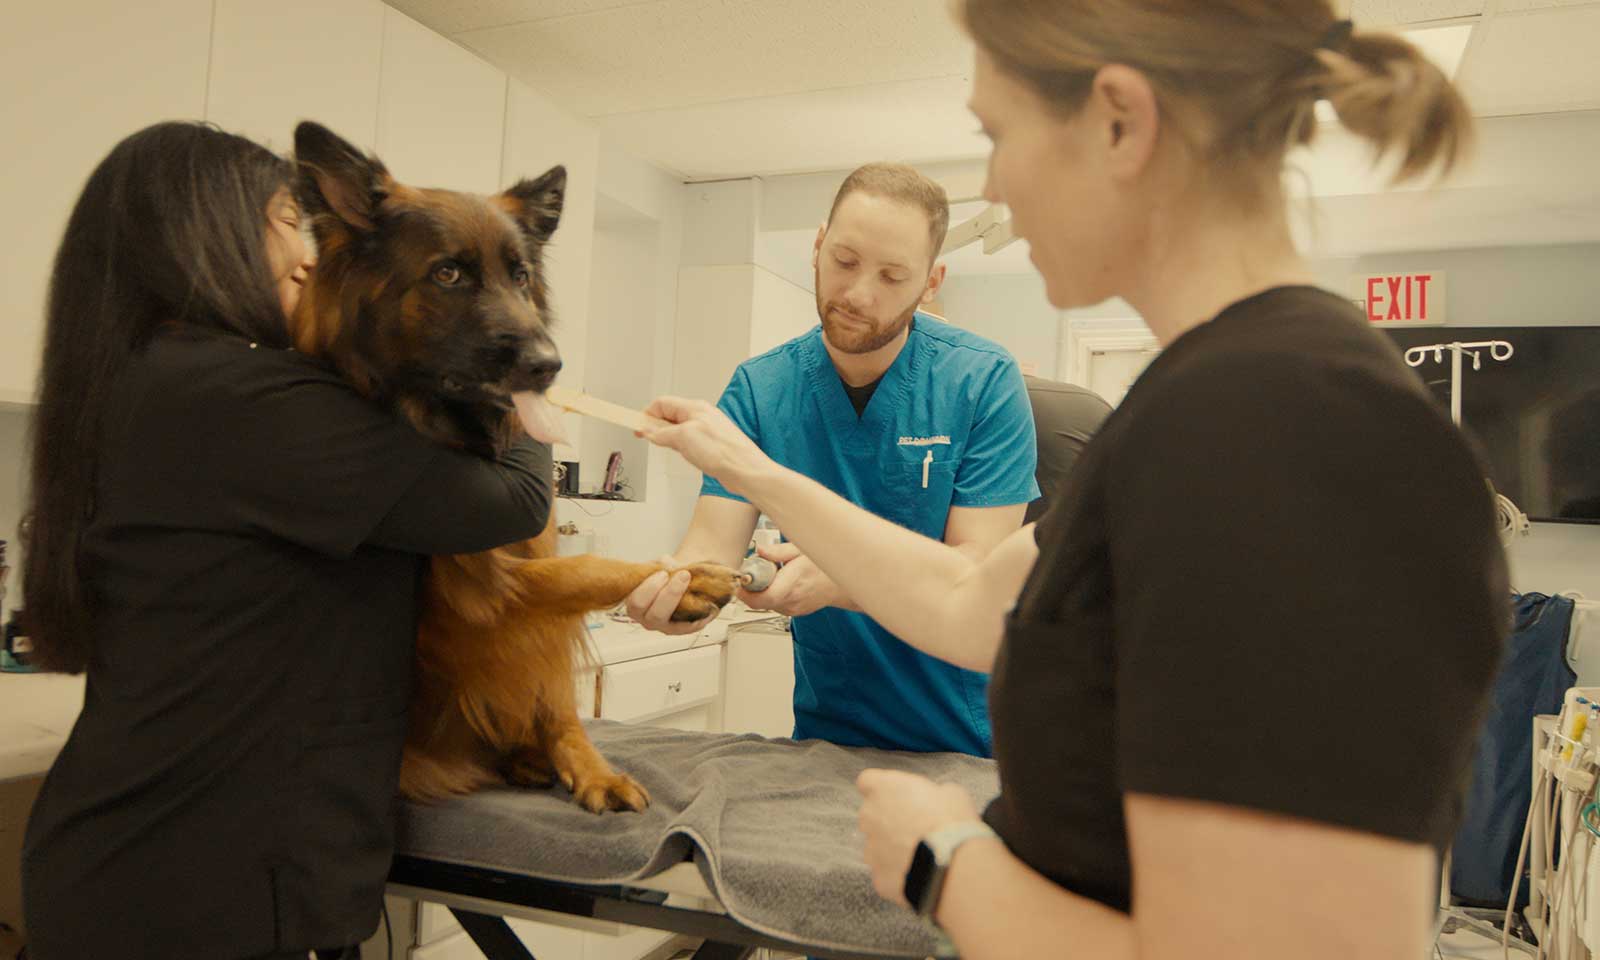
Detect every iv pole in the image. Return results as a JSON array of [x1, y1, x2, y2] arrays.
[[1404, 339, 1515, 427], [1410, 340, 1535, 952], [1404, 339, 1529, 544]]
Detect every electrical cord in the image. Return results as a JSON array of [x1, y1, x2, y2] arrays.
[[1497, 492, 1530, 545]]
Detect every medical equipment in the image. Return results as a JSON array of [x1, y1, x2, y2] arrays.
[[738, 556, 777, 592], [1403, 339, 1530, 546], [1507, 687, 1600, 959]]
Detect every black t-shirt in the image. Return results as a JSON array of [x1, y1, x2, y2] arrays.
[[22, 328, 551, 957], [985, 287, 1508, 913], [841, 373, 885, 417]]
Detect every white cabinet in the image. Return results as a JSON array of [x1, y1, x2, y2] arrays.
[[376, 7, 507, 194], [721, 621, 795, 738], [0, 0, 213, 404], [206, 0, 385, 153], [599, 646, 721, 728]]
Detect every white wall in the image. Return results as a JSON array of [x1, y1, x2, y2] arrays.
[[0, 0, 700, 596], [549, 139, 695, 566], [1, 0, 214, 406], [581, 213, 659, 497], [1315, 242, 1600, 327], [566, 173, 823, 567], [750, 268, 819, 359], [675, 177, 816, 406], [0, 411, 26, 610], [937, 273, 1062, 377]]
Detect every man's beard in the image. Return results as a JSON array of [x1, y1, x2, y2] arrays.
[[815, 282, 920, 355]]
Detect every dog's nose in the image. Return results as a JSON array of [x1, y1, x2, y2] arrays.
[[520, 347, 562, 392]]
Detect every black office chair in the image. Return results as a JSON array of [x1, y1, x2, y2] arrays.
[[1023, 375, 1113, 524]]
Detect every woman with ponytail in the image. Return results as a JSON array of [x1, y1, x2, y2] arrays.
[[643, 3, 1506, 956]]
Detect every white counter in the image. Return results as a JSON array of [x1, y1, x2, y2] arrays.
[[0, 672, 85, 784], [585, 604, 783, 666]]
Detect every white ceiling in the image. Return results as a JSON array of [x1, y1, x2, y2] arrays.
[[387, 0, 1600, 180]]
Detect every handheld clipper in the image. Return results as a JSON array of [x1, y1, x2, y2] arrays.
[[738, 555, 777, 592]]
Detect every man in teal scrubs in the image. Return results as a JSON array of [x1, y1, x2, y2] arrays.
[[628, 163, 1037, 756]]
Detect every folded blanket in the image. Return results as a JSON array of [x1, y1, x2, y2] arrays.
[[396, 720, 1000, 957]]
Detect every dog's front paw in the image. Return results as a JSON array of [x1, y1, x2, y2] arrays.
[[669, 562, 740, 622], [571, 770, 651, 813]]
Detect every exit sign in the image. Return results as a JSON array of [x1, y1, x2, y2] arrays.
[[1356, 272, 1447, 324]]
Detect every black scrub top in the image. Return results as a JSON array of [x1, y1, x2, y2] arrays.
[[22, 327, 551, 958], [986, 287, 1508, 912]]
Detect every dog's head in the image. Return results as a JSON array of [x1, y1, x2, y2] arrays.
[[291, 121, 569, 454]]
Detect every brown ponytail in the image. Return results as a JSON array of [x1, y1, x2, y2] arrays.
[[957, 0, 1474, 192], [1313, 30, 1474, 181]]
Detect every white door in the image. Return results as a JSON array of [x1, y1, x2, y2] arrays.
[[1087, 347, 1160, 407]]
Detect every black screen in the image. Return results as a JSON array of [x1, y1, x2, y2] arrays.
[[1379, 325, 1600, 524]]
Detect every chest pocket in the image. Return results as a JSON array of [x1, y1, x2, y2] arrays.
[[878, 446, 958, 535]]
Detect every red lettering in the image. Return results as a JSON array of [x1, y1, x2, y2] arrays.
[[1386, 276, 1404, 321], [1415, 274, 1432, 320], [1367, 277, 1384, 322]]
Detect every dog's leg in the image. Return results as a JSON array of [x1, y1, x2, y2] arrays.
[[505, 556, 739, 622], [399, 729, 502, 801], [500, 748, 556, 788], [534, 677, 651, 813]]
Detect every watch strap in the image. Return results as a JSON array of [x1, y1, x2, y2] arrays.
[[924, 820, 997, 862], [912, 820, 998, 919]]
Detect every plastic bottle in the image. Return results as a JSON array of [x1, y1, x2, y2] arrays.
[[1563, 697, 1592, 762]]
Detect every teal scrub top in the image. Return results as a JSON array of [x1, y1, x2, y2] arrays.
[[702, 315, 1040, 755]]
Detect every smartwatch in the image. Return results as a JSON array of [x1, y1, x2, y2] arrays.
[[903, 821, 998, 920]]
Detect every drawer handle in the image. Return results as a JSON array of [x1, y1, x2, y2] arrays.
[[667, 681, 683, 694]]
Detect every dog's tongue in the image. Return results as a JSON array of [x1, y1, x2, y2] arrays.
[[513, 391, 569, 446]]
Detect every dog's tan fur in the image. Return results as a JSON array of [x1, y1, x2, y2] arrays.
[[291, 121, 737, 813]]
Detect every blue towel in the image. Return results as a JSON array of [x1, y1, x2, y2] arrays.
[[1450, 593, 1576, 905]]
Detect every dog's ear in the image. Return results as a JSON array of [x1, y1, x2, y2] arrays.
[[293, 121, 394, 233], [498, 165, 566, 246]]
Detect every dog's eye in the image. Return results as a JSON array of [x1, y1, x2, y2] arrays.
[[433, 263, 463, 287], [512, 265, 532, 289]]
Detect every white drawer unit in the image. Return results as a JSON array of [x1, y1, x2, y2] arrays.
[[598, 646, 721, 725]]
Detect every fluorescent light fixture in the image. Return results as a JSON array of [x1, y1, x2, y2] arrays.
[[1315, 21, 1475, 122]]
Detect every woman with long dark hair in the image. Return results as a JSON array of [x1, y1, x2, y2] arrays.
[[21, 122, 552, 959]]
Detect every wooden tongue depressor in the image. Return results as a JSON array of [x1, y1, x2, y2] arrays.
[[544, 385, 670, 433]]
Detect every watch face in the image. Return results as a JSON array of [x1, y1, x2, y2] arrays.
[[904, 840, 938, 910]]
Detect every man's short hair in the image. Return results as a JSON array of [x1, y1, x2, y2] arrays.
[[826, 162, 950, 267]]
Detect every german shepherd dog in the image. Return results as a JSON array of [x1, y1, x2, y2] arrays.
[[289, 121, 738, 813]]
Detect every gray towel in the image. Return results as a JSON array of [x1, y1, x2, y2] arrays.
[[396, 720, 1000, 957]]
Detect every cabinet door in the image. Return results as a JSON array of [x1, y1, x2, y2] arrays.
[[600, 647, 722, 724], [721, 624, 795, 737], [376, 7, 507, 194], [0, 0, 212, 403], [206, 0, 384, 153]]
